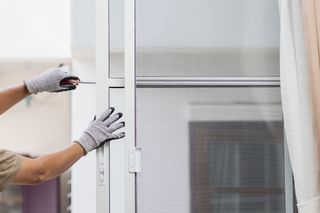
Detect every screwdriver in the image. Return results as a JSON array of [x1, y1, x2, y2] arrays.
[[57, 63, 96, 85], [79, 81, 96, 84]]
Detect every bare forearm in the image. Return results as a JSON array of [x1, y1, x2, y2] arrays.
[[12, 143, 85, 185], [0, 83, 30, 115], [36, 143, 85, 180]]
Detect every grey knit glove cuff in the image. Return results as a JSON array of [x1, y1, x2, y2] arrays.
[[24, 67, 80, 94], [76, 107, 125, 154]]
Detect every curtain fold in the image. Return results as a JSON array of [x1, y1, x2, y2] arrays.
[[302, 0, 320, 177], [279, 0, 320, 212]]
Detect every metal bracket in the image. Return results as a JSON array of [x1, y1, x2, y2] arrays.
[[129, 147, 142, 173], [97, 145, 107, 185]]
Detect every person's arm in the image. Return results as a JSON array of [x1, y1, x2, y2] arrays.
[[0, 67, 80, 116], [0, 83, 30, 115], [11, 143, 84, 185], [10, 107, 125, 185]]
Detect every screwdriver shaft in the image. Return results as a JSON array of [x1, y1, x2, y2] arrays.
[[79, 81, 96, 84]]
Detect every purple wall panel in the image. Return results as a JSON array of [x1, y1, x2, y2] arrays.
[[22, 178, 59, 213]]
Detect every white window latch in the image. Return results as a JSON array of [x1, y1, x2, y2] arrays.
[[129, 147, 142, 173]]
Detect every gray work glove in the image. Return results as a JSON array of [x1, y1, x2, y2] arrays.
[[24, 66, 80, 94], [76, 107, 125, 154]]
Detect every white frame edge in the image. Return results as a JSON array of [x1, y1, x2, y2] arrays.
[[124, 0, 137, 211], [96, 0, 110, 212]]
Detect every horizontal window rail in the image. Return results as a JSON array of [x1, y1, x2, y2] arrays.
[[136, 76, 280, 87], [82, 77, 281, 88]]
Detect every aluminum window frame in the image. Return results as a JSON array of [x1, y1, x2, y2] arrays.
[[95, 0, 294, 212]]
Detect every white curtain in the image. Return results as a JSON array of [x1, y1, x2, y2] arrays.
[[279, 0, 320, 212]]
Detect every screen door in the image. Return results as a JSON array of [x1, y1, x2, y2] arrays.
[[102, 0, 295, 212], [135, 88, 286, 213], [132, 0, 291, 213]]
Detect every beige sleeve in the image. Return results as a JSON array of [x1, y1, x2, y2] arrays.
[[0, 149, 22, 191]]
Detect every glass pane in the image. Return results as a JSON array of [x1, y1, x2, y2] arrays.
[[136, 0, 280, 77], [136, 87, 285, 213], [207, 125, 283, 188], [110, 0, 124, 78], [211, 193, 284, 213]]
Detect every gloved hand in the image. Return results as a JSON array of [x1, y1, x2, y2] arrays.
[[76, 107, 125, 154], [24, 66, 80, 94]]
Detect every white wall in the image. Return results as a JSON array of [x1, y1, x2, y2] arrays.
[[70, 0, 97, 211], [70, 0, 97, 208], [70, 55, 97, 213], [0, 0, 70, 58], [71, 79, 96, 213]]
